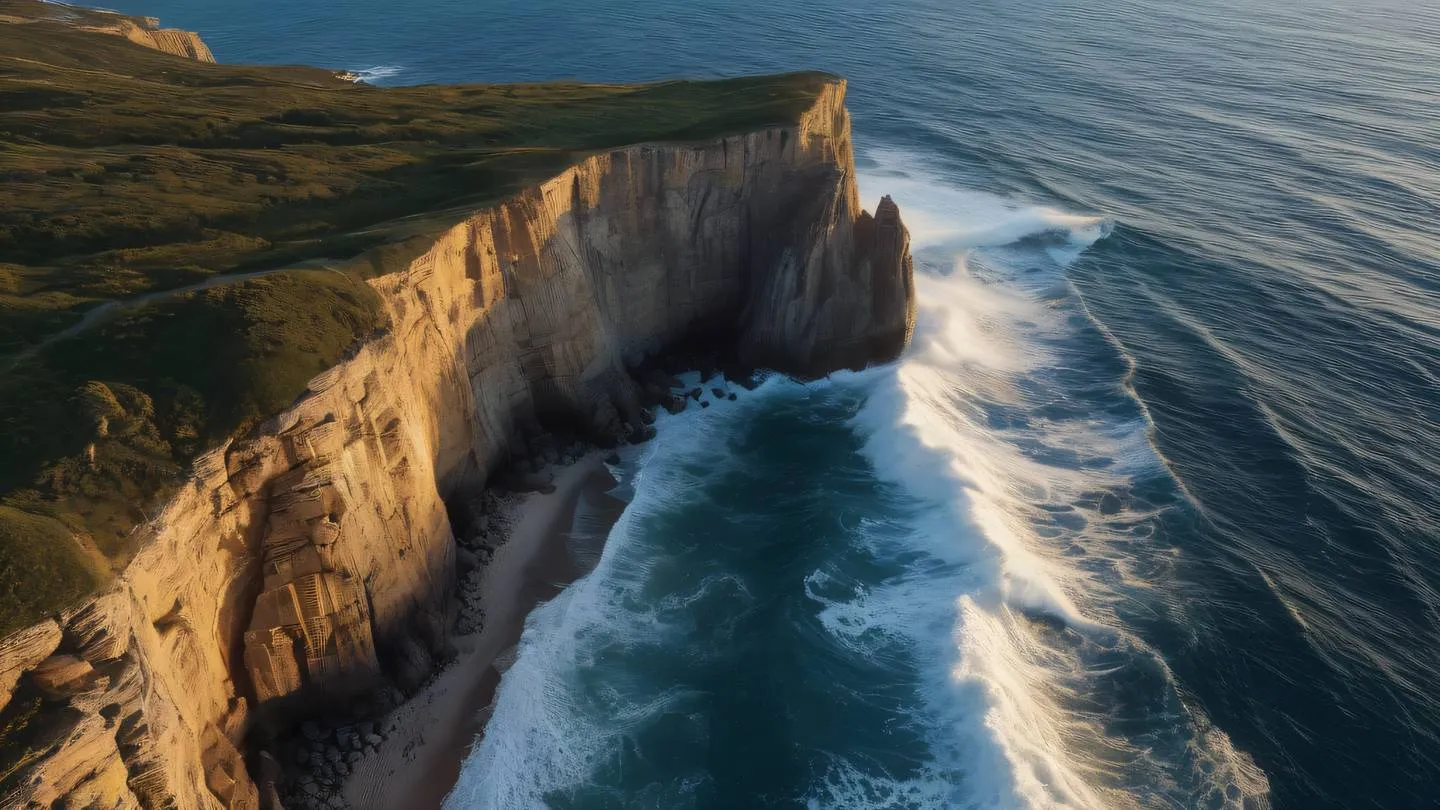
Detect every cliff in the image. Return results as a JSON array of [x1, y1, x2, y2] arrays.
[[0, 18, 913, 810], [0, 0, 213, 61]]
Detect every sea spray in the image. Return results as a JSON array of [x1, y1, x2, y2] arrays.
[[449, 150, 1268, 810], [848, 149, 1269, 807]]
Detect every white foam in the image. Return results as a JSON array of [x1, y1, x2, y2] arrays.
[[347, 65, 404, 84], [859, 147, 1113, 256], [833, 148, 1269, 807], [806, 754, 958, 810], [451, 150, 1269, 809], [445, 377, 780, 809]]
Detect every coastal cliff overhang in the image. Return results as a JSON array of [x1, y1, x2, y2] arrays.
[[0, 7, 921, 807], [0, 0, 215, 61], [0, 4, 875, 639]]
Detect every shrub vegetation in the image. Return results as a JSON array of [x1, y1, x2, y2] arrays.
[[0, 0, 832, 635]]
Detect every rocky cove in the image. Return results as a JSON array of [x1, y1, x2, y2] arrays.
[[0, 9, 914, 808]]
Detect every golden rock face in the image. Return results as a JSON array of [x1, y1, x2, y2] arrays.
[[0, 0, 215, 62], [0, 46, 913, 810]]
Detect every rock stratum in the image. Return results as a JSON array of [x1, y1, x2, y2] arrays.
[[0, 1, 213, 61], [0, 14, 913, 810]]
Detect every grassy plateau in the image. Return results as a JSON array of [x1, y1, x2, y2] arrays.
[[0, 0, 832, 637]]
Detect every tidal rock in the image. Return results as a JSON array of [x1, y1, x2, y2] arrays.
[[456, 546, 480, 573], [728, 370, 761, 390]]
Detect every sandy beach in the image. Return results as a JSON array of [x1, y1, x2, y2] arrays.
[[343, 454, 624, 810]]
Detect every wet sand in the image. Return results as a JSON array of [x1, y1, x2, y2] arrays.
[[344, 454, 625, 810]]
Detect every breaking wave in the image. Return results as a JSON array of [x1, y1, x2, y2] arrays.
[[840, 149, 1269, 808], [346, 64, 404, 83], [447, 149, 1269, 809]]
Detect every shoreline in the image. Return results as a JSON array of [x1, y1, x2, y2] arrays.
[[342, 453, 626, 810]]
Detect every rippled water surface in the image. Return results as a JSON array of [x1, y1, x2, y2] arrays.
[[127, 0, 1440, 806]]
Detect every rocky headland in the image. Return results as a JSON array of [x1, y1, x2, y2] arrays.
[[0, 3, 914, 808]]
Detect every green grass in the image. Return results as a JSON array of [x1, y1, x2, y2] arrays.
[[0, 506, 104, 638], [1, 268, 384, 534], [0, 0, 834, 636]]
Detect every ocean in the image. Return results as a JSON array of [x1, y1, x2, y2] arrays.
[[122, 0, 1440, 806]]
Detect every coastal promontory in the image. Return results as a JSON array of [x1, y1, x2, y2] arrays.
[[0, 2, 914, 806]]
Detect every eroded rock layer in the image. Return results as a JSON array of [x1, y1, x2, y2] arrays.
[[0, 79, 911, 808], [0, 1, 215, 61]]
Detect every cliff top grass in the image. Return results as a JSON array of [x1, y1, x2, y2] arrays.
[[0, 0, 836, 637]]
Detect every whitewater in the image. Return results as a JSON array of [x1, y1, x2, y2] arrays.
[[443, 151, 1270, 809]]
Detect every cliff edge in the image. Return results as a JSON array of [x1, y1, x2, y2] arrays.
[[0, 0, 213, 61], [0, 11, 913, 810]]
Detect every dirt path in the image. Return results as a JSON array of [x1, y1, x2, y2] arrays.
[[6, 264, 340, 368]]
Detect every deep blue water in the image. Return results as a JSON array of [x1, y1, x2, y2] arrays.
[[121, 0, 1440, 806]]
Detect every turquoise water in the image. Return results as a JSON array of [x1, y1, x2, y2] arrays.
[[125, 0, 1440, 806]]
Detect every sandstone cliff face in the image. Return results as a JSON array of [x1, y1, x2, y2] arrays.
[[107, 20, 215, 63], [0, 3, 215, 62], [0, 80, 911, 808]]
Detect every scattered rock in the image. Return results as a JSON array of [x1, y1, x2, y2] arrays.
[[687, 387, 702, 401], [711, 387, 726, 399], [456, 546, 479, 572], [727, 370, 761, 390], [728, 392, 737, 401], [700, 400, 710, 408], [31, 654, 94, 696]]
